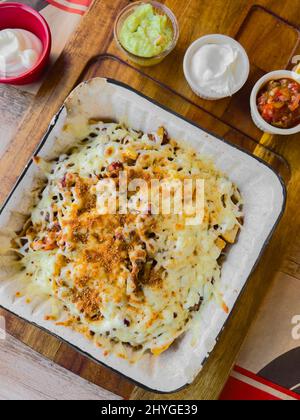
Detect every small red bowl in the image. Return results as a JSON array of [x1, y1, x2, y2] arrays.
[[0, 2, 52, 85]]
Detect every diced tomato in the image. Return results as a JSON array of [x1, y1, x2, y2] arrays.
[[261, 104, 274, 122]]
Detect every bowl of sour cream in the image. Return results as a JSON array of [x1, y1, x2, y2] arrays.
[[183, 34, 250, 100], [0, 2, 51, 85]]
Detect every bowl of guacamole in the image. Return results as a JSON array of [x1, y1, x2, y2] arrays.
[[114, 2, 179, 66]]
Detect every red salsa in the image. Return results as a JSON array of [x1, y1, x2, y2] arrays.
[[257, 78, 300, 129]]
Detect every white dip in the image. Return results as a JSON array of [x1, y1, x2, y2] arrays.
[[0, 29, 43, 78], [190, 43, 240, 96]]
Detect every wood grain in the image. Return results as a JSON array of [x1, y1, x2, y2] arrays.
[[0, 0, 300, 400], [0, 334, 120, 400], [0, 85, 32, 158]]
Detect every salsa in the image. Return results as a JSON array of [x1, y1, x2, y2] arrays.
[[257, 78, 300, 129]]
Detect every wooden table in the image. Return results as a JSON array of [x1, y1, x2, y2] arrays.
[[0, 0, 300, 400]]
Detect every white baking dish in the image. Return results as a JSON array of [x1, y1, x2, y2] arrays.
[[0, 78, 286, 393]]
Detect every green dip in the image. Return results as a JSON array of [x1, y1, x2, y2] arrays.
[[119, 4, 173, 58]]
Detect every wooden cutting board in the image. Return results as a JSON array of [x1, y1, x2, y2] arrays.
[[1, 0, 300, 400]]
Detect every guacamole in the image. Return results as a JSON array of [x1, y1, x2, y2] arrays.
[[119, 4, 173, 58]]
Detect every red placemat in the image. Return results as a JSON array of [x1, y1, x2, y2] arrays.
[[220, 271, 300, 400]]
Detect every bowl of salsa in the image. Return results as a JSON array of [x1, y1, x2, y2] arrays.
[[114, 1, 179, 67], [250, 70, 300, 135]]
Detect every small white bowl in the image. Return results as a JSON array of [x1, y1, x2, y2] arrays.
[[250, 70, 300, 135], [183, 34, 250, 100]]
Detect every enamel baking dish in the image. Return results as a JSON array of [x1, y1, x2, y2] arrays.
[[0, 78, 286, 393]]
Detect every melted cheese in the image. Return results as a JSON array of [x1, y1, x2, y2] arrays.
[[17, 122, 243, 360]]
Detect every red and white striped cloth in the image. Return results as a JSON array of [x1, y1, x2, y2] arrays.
[[46, 0, 92, 15]]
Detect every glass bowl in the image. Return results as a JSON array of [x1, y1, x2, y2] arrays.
[[114, 1, 179, 67]]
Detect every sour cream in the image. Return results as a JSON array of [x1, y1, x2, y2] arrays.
[[183, 35, 250, 99], [0, 29, 43, 78], [191, 44, 239, 96]]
